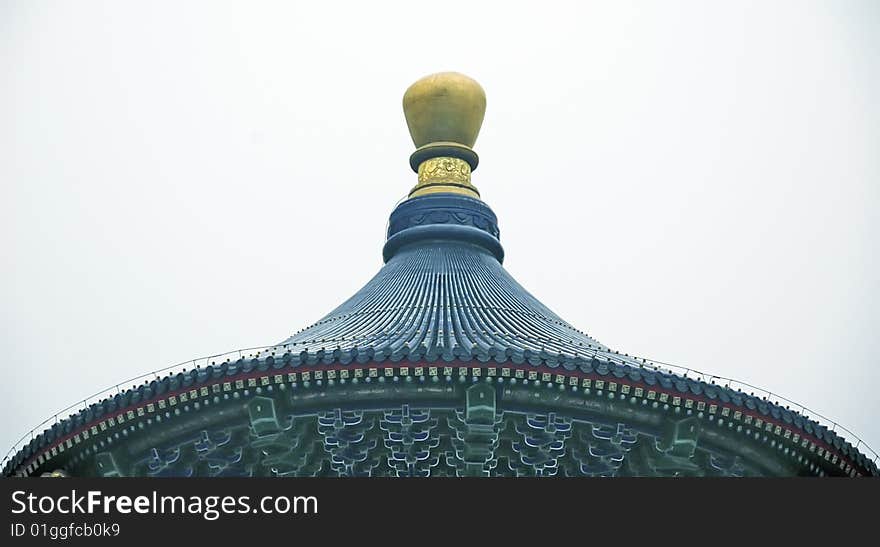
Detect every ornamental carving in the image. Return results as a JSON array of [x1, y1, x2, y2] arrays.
[[417, 157, 472, 186]]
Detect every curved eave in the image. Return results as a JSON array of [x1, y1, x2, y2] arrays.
[[5, 349, 876, 477]]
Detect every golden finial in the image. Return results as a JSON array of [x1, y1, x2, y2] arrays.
[[403, 72, 486, 199]]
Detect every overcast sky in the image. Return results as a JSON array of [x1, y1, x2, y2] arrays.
[[2, 0, 878, 464]]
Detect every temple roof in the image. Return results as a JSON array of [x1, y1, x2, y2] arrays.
[[282, 197, 606, 359], [3, 72, 877, 478]]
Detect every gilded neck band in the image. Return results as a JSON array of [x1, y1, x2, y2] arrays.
[[409, 157, 479, 198]]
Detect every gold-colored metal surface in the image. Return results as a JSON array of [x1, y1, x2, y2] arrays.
[[409, 184, 480, 199], [403, 72, 486, 200], [418, 157, 471, 185], [403, 72, 486, 149], [410, 157, 478, 198]]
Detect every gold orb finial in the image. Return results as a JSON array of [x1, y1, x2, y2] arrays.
[[402, 72, 486, 199]]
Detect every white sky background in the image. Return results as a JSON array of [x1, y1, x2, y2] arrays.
[[1, 1, 878, 463]]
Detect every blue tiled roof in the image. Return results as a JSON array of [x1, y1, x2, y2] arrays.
[[282, 243, 606, 359], [283, 194, 607, 358], [4, 192, 877, 477]]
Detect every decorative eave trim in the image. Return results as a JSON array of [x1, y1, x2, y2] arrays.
[[8, 355, 874, 478]]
